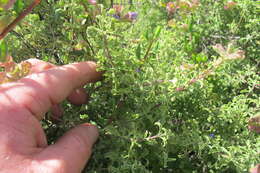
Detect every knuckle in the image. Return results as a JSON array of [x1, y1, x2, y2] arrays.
[[31, 159, 67, 173]]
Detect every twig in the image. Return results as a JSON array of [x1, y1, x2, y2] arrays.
[[103, 36, 111, 59], [0, 0, 41, 40], [143, 134, 163, 141], [103, 35, 115, 66], [10, 30, 37, 54], [81, 32, 95, 56], [143, 38, 157, 60]]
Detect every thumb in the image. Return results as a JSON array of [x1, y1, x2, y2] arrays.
[[37, 124, 99, 173]]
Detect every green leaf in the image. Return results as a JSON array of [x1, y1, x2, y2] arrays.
[[0, 15, 14, 33], [135, 44, 141, 59], [0, 39, 8, 62], [154, 26, 162, 39], [144, 30, 149, 40], [193, 53, 208, 63], [14, 0, 24, 14]]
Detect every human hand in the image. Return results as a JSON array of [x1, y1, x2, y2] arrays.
[[248, 115, 260, 173], [0, 59, 102, 173], [250, 164, 260, 173]]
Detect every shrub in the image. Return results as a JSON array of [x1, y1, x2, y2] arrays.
[[1, 0, 259, 172]]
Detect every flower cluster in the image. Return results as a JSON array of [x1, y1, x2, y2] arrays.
[[166, 0, 200, 15], [109, 5, 138, 22], [166, 2, 176, 15], [124, 12, 138, 21], [224, 1, 237, 10]]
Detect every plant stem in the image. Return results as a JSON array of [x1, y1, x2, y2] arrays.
[[143, 38, 156, 60], [0, 0, 41, 40]]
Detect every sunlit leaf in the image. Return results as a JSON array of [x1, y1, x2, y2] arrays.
[[135, 44, 141, 59], [0, 39, 8, 62], [20, 61, 32, 76], [0, 71, 6, 84], [193, 53, 208, 63], [2, 56, 15, 72], [14, 0, 24, 14], [154, 26, 162, 39], [168, 19, 177, 28], [213, 44, 245, 60], [8, 63, 20, 80], [0, 15, 14, 33]]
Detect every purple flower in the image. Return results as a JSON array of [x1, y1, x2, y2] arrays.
[[209, 133, 215, 138], [135, 68, 141, 73], [124, 12, 138, 21], [112, 14, 120, 19]]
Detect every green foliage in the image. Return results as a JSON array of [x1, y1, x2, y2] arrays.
[[0, 39, 7, 61], [3, 0, 260, 172], [13, 0, 24, 13]]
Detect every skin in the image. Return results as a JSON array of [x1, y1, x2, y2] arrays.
[[0, 59, 102, 173], [250, 164, 260, 173]]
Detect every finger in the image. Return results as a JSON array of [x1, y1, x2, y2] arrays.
[[27, 59, 90, 106], [25, 58, 55, 73], [36, 124, 99, 173], [0, 61, 102, 120], [67, 88, 90, 106], [250, 164, 260, 173], [50, 104, 63, 122]]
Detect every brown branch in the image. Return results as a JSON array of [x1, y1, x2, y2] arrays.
[[143, 134, 163, 141], [0, 0, 41, 40], [81, 32, 95, 56], [103, 35, 115, 66]]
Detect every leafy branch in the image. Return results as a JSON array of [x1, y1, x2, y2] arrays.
[[0, 0, 41, 40], [144, 43, 245, 92]]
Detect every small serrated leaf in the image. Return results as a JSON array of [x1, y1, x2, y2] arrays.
[[4, 56, 15, 72], [144, 30, 149, 40], [136, 44, 141, 59], [154, 26, 162, 39], [20, 61, 32, 76]]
